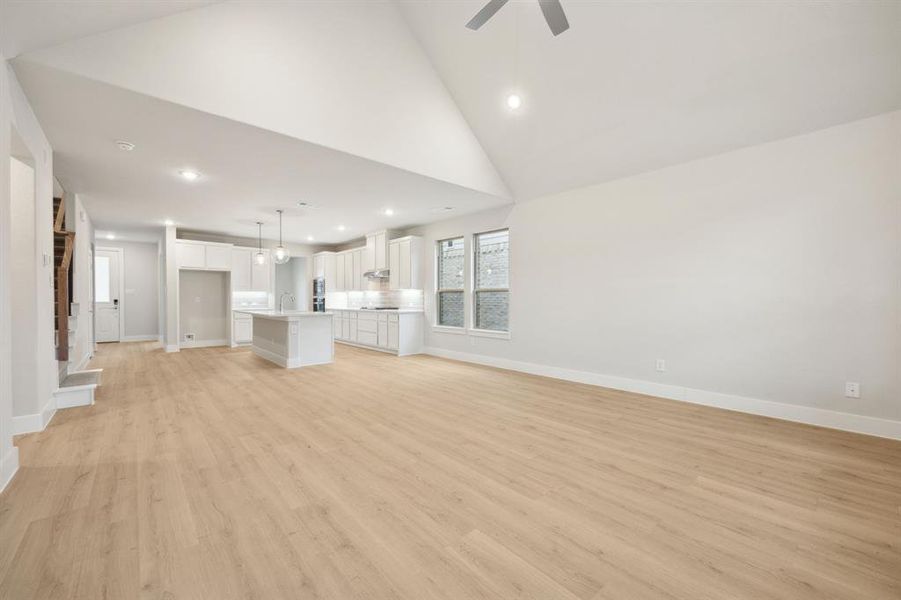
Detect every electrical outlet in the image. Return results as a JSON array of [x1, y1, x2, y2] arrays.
[[844, 381, 860, 399], [184, 333, 195, 342], [656, 359, 666, 372]]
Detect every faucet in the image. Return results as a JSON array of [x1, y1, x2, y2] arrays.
[[279, 292, 295, 313]]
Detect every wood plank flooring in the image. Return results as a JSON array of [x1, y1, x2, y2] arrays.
[[1, 341, 900, 599]]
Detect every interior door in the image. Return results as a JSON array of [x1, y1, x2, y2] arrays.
[[95, 249, 121, 342]]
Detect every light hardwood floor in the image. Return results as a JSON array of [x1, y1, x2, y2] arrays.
[[1, 341, 900, 599]]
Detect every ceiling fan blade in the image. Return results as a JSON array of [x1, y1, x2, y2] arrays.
[[538, 0, 569, 36], [466, 0, 510, 30]]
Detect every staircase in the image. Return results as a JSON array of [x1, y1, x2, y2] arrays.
[[53, 196, 74, 362], [52, 196, 102, 409]]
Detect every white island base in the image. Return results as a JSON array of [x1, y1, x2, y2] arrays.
[[238, 310, 334, 368]]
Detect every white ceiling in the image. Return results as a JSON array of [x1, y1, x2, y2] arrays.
[[399, 0, 901, 199], [13, 61, 507, 244], [7, 0, 901, 241], [0, 0, 218, 58]]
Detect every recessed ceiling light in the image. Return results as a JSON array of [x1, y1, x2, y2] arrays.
[[106, 233, 115, 240], [506, 94, 522, 110], [179, 169, 200, 181], [116, 140, 135, 151], [337, 225, 346, 231], [163, 219, 175, 226], [384, 208, 394, 216], [306, 235, 314, 242]]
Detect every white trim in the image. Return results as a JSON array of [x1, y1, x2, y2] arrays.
[[468, 328, 510, 340], [335, 339, 398, 355], [11, 395, 57, 435], [121, 334, 160, 342], [423, 347, 901, 441], [432, 325, 466, 335], [70, 350, 92, 373], [179, 338, 228, 349], [251, 344, 333, 368], [0, 447, 19, 494], [165, 344, 179, 353]]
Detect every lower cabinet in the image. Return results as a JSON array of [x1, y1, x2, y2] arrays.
[[331, 310, 421, 355], [233, 313, 253, 345]]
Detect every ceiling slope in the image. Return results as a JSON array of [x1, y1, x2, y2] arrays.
[[0, 0, 220, 58], [16, 0, 510, 199], [13, 60, 508, 244], [399, 0, 901, 199]]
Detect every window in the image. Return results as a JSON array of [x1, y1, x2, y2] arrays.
[[473, 229, 509, 332], [94, 256, 111, 303], [436, 237, 464, 327]]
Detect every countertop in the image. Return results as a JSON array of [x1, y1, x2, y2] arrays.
[[234, 309, 332, 321], [328, 307, 424, 314]]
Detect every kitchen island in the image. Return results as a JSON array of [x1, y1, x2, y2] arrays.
[[235, 310, 333, 368]]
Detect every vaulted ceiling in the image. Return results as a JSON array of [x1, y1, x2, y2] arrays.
[[4, 0, 900, 243]]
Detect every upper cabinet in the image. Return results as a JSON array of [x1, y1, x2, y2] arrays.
[[176, 240, 233, 271], [364, 230, 390, 272], [232, 247, 271, 292], [388, 236, 422, 290], [313, 252, 336, 283]]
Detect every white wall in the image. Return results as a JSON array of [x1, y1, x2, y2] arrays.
[[68, 193, 94, 371], [410, 112, 901, 432], [9, 156, 37, 418], [101, 240, 159, 340], [274, 257, 309, 311], [178, 270, 228, 345], [0, 56, 56, 490]]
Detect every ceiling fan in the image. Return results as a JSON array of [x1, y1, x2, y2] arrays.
[[466, 0, 569, 36]]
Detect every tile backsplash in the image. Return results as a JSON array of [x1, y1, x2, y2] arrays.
[[328, 289, 423, 309]]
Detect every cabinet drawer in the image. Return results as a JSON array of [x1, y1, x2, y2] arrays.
[[356, 330, 378, 346], [357, 319, 377, 334], [388, 314, 399, 323], [357, 311, 377, 322]]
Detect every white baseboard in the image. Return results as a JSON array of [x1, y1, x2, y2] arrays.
[[12, 396, 57, 435], [0, 446, 19, 494], [121, 334, 160, 342], [180, 338, 228, 349], [165, 344, 179, 353], [423, 347, 901, 441]]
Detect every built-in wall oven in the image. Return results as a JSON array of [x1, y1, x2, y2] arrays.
[[312, 278, 326, 312]]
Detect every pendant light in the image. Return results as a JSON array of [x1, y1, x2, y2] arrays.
[[255, 222, 266, 265], [273, 209, 290, 264]]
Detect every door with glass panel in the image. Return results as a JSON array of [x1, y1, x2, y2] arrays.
[[95, 248, 121, 342]]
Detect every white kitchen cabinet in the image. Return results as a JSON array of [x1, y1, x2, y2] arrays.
[[364, 230, 390, 272], [335, 252, 346, 291], [352, 249, 363, 290], [233, 313, 253, 344], [205, 245, 232, 270], [176, 242, 206, 269], [313, 251, 336, 286], [333, 309, 421, 355], [177, 240, 234, 271], [232, 247, 270, 292], [388, 236, 422, 290], [231, 248, 252, 290]]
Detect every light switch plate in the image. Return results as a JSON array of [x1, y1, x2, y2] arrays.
[[844, 382, 860, 398]]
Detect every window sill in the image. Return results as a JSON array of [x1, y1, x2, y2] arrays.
[[468, 328, 511, 340], [432, 325, 466, 335]]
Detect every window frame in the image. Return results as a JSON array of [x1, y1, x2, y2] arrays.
[[434, 235, 466, 330], [471, 228, 511, 337]]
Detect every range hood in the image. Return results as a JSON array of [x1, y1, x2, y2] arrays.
[[363, 268, 390, 279]]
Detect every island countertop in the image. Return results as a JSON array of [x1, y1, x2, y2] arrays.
[[234, 309, 333, 321]]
